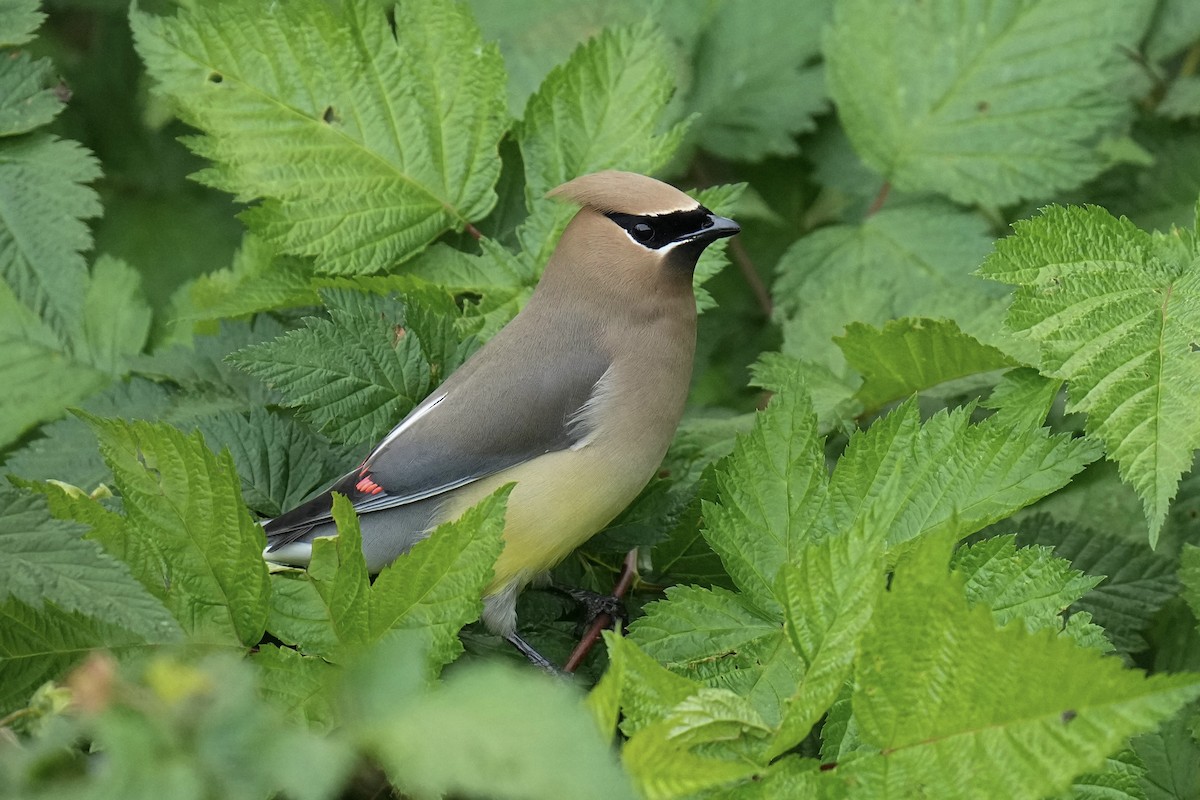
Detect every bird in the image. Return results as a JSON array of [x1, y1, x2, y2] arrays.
[[261, 170, 740, 666]]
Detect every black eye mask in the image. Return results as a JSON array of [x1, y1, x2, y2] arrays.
[[605, 206, 716, 250]]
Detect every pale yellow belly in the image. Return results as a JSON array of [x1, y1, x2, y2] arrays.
[[438, 445, 653, 594]]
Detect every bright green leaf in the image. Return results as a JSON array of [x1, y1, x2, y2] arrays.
[[828, 534, 1200, 799], [132, 0, 508, 274], [516, 22, 685, 272], [83, 415, 270, 647], [980, 204, 1200, 543], [701, 372, 826, 615], [953, 534, 1106, 647], [835, 317, 1016, 410]]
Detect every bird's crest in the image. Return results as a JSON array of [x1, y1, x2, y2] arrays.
[[548, 171, 698, 217]]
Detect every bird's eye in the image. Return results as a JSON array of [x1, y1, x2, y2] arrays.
[[631, 222, 655, 243]]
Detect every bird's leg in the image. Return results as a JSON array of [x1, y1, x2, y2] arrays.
[[504, 632, 562, 674]]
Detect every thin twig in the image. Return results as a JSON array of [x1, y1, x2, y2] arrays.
[[866, 181, 891, 217], [464, 222, 483, 241], [563, 549, 639, 673], [730, 236, 773, 318]]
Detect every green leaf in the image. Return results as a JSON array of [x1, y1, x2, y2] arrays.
[[1181, 545, 1200, 641], [368, 486, 509, 671], [0, 599, 148, 715], [980, 204, 1200, 543], [630, 585, 781, 671], [773, 203, 1006, 384], [1017, 515, 1179, 654], [1133, 706, 1200, 800], [0, 484, 180, 643], [835, 317, 1017, 410], [825, 0, 1155, 205], [701, 372, 826, 615], [191, 408, 345, 517], [269, 488, 508, 672], [1060, 750, 1148, 800], [227, 290, 435, 445], [132, 0, 508, 274], [825, 402, 1100, 550], [1, 377, 169, 489], [623, 709, 764, 800], [953, 534, 1106, 647], [984, 367, 1063, 431], [349, 636, 638, 800], [690, 183, 744, 314], [0, 134, 100, 341], [250, 644, 336, 729], [600, 632, 702, 736], [80, 255, 152, 374], [516, 22, 685, 272], [83, 415, 270, 647], [0, 0, 43, 46], [0, 50, 64, 136], [266, 494, 371, 663], [186, 235, 319, 321], [682, 0, 831, 161], [137, 318, 285, 420], [0, 290, 109, 449], [823, 534, 1200, 799]]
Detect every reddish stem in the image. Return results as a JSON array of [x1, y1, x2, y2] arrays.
[[866, 181, 892, 217], [563, 549, 639, 673]]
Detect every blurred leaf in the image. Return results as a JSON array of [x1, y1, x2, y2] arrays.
[[80, 255, 152, 374], [1159, 77, 1200, 120], [0, 134, 99, 340], [0, 0, 44, 45], [826, 0, 1155, 205], [251, 644, 336, 729], [0, 50, 63, 136], [683, 0, 831, 161], [774, 203, 1005, 385], [349, 636, 637, 800]]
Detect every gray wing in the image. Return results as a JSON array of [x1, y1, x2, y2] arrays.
[[263, 315, 610, 542]]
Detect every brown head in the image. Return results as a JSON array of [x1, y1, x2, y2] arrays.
[[538, 171, 740, 304]]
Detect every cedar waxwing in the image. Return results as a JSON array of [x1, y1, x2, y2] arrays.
[[262, 171, 740, 663]]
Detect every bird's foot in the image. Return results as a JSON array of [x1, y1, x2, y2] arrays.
[[553, 585, 628, 632]]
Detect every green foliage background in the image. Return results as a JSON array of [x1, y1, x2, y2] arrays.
[[3, 0, 1200, 797]]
